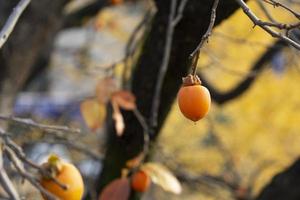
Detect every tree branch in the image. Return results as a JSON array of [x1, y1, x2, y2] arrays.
[[190, 0, 219, 75], [199, 39, 288, 105], [0, 0, 31, 49], [150, 0, 189, 128], [235, 0, 300, 50]]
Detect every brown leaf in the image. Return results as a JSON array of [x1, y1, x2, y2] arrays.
[[141, 162, 182, 194], [80, 99, 106, 131], [95, 77, 117, 104], [99, 178, 130, 200], [112, 100, 125, 136], [111, 90, 136, 110]]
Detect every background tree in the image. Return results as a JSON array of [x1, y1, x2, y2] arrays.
[[0, 0, 300, 199]]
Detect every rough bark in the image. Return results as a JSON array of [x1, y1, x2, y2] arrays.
[[97, 0, 244, 193]]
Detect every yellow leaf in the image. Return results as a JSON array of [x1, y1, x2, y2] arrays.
[[141, 162, 182, 194], [111, 90, 136, 110], [80, 99, 106, 131]]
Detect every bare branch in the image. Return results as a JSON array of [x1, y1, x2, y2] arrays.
[[262, 0, 300, 20], [190, 0, 219, 75], [0, 114, 81, 134], [122, 8, 155, 88], [151, 0, 189, 128], [4, 146, 59, 200], [236, 0, 300, 50], [0, 0, 31, 49], [0, 146, 21, 200], [133, 108, 150, 157], [0, 128, 69, 194]]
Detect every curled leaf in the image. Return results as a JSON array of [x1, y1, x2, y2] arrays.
[[111, 90, 136, 110], [99, 178, 130, 200], [80, 99, 106, 131], [141, 162, 182, 194], [112, 100, 125, 136]]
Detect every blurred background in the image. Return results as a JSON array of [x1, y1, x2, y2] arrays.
[[1, 0, 300, 199]]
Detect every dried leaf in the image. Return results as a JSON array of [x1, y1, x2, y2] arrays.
[[126, 153, 144, 169], [112, 100, 125, 136], [80, 99, 106, 131], [111, 90, 136, 110], [141, 162, 182, 194], [96, 77, 117, 103], [99, 178, 130, 200]]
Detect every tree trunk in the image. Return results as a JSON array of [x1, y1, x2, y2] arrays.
[[0, 0, 68, 114], [255, 158, 300, 200]]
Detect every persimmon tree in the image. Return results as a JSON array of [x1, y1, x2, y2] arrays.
[[0, 0, 300, 200]]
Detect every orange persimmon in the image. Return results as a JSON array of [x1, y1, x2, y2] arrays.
[[131, 170, 151, 192], [177, 75, 211, 122], [110, 0, 123, 5], [40, 155, 84, 200]]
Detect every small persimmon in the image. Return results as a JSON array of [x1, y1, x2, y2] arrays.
[[177, 75, 211, 122], [131, 170, 151, 192], [40, 155, 84, 200], [110, 0, 123, 5]]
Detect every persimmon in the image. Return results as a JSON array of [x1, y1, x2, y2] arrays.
[[131, 170, 151, 192], [110, 0, 123, 5], [40, 155, 84, 200], [177, 74, 211, 122]]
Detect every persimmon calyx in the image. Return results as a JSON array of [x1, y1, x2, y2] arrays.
[[182, 74, 202, 86], [41, 154, 63, 179]]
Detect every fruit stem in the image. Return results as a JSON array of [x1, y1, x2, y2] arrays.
[[191, 50, 200, 76], [182, 74, 202, 86]]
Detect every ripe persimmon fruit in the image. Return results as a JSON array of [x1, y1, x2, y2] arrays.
[[110, 0, 123, 5], [40, 155, 84, 200], [177, 74, 211, 122], [131, 170, 151, 192]]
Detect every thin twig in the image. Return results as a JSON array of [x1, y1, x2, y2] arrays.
[[133, 108, 150, 156], [4, 146, 59, 200], [236, 0, 300, 50], [256, 0, 276, 22], [150, 0, 189, 128], [0, 148, 21, 200], [0, 130, 68, 190], [0, 114, 81, 134], [262, 0, 300, 20], [0, 0, 31, 49], [190, 0, 219, 75], [122, 8, 154, 88]]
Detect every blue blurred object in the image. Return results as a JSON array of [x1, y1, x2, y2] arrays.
[[78, 159, 102, 180], [25, 143, 71, 164], [271, 51, 285, 75], [14, 93, 82, 120]]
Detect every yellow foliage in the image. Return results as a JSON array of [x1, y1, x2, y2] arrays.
[[159, 2, 300, 199]]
